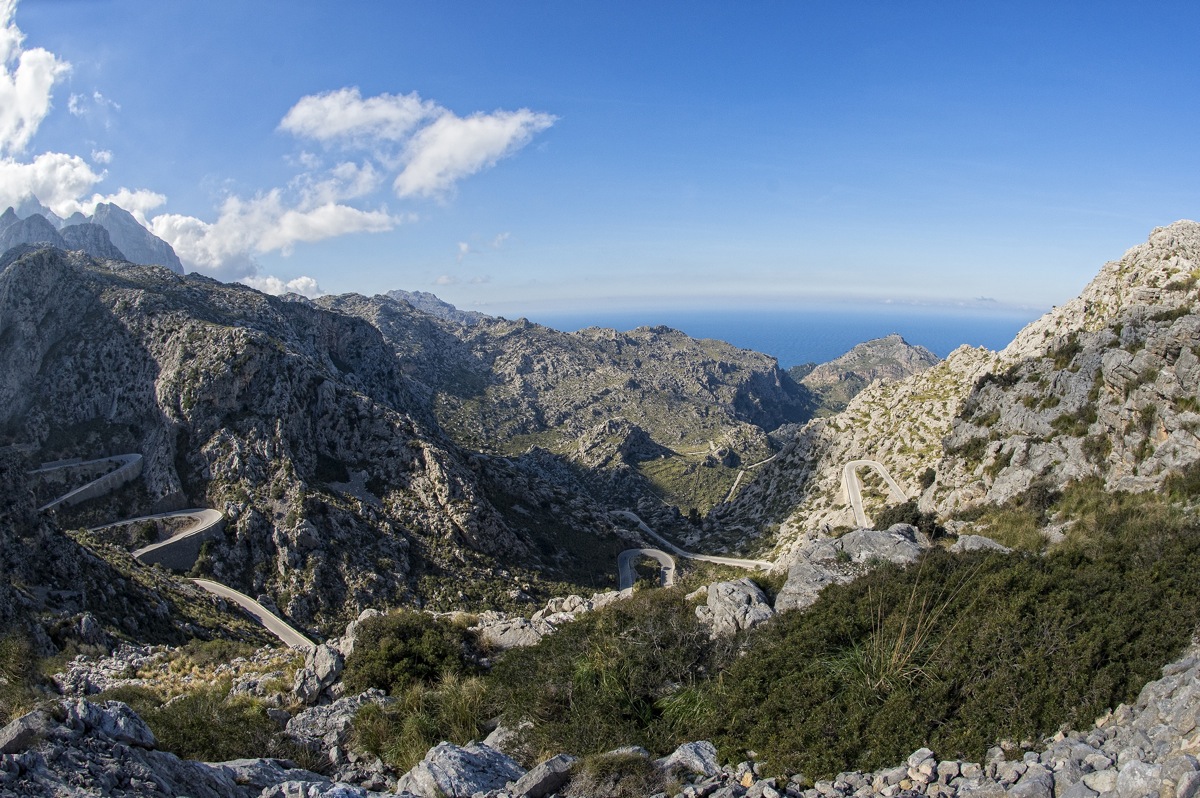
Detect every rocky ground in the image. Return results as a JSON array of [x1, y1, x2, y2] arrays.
[[3, 526, 1198, 798]]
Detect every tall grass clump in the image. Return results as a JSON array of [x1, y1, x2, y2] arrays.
[[353, 672, 489, 771], [486, 588, 719, 762]]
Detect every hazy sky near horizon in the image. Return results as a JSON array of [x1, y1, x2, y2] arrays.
[[3, 1, 1198, 317]]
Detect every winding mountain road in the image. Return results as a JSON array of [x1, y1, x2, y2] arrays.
[[45, 456, 315, 651], [190, 579, 314, 649], [617, 548, 676, 590], [611, 510, 773, 573], [841, 459, 908, 528]]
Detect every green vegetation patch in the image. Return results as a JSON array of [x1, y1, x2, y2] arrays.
[[481, 472, 1200, 779], [342, 610, 484, 695]]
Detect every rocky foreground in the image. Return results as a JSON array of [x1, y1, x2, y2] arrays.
[[2, 628, 1199, 798]]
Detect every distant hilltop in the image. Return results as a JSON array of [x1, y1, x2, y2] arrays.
[[0, 198, 183, 274]]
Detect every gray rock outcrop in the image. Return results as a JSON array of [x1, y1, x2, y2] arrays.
[[694, 578, 775, 637], [395, 741, 525, 798]]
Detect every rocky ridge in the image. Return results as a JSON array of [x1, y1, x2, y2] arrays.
[[717, 220, 1200, 560], [2, 201, 183, 273]]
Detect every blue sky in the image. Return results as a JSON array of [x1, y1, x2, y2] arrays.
[[3, 1, 1198, 318]]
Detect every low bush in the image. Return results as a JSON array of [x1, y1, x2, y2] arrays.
[[872, 500, 945, 540], [700, 485, 1200, 778], [342, 610, 484, 695], [98, 682, 306, 764]]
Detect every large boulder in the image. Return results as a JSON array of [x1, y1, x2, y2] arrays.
[[509, 753, 577, 798], [809, 525, 925, 566], [774, 559, 850, 613], [396, 741, 525, 798], [62, 698, 157, 749], [655, 740, 722, 778], [0, 709, 57, 755], [695, 578, 775, 637], [286, 690, 391, 751]]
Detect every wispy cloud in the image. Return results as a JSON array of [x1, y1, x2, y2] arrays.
[[280, 86, 556, 200]]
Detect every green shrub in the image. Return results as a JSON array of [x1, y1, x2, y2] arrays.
[[1051, 404, 1097, 437], [1051, 335, 1083, 370], [342, 610, 483, 695], [703, 517, 1200, 778], [487, 589, 716, 761], [1082, 435, 1112, 465]]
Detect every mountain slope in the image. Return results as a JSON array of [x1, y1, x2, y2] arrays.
[[714, 221, 1200, 559], [0, 248, 627, 631]]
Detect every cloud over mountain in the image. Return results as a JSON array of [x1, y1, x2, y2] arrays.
[[0, 1, 554, 290]]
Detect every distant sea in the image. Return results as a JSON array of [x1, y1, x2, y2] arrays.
[[526, 305, 1043, 368]]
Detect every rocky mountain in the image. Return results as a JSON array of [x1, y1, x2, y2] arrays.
[[796, 333, 940, 416], [715, 220, 1200, 560], [2, 201, 184, 273], [89, 203, 185, 274], [384, 289, 490, 326], [323, 292, 817, 518]]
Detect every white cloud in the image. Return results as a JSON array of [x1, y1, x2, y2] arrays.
[[280, 88, 556, 200], [456, 241, 471, 263], [91, 148, 112, 164], [491, 231, 510, 249], [0, 0, 69, 155], [240, 273, 324, 298], [0, 151, 103, 212], [292, 160, 381, 206], [279, 87, 438, 145], [150, 190, 399, 278], [393, 108, 555, 198], [434, 274, 458, 285]]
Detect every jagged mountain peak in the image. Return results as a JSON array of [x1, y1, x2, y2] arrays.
[[0, 199, 184, 274]]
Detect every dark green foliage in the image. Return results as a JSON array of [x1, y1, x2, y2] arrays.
[[919, 468, 936, 490], [946, 436, 987, 462], [872, 500, 945, 540], [1051, 335, 1083, 370], [702, 487, 1200, 778], [1082, 434, 1113, 464], [343, 610, 482, 695], [352, 673, 488, 771], [487, 589, 718, 760]]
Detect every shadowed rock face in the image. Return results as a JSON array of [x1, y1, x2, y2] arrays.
[[0, 247, 620, 628]]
